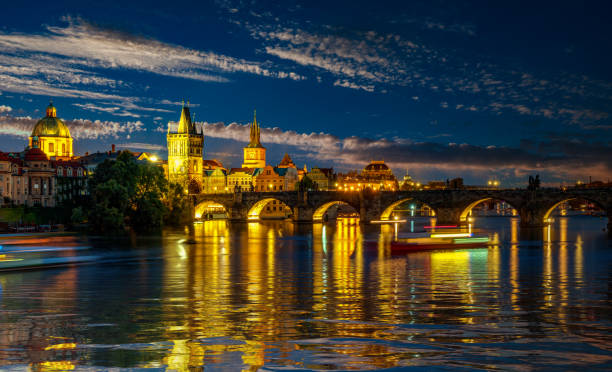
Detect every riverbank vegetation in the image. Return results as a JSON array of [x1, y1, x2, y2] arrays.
[[0, 151, 191, 234], [86, 151, 190, 233]]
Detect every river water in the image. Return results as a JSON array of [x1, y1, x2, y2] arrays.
[[0, 216, 610, 371]]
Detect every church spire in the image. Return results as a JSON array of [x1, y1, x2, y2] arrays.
[[248, 109, 262, 147]]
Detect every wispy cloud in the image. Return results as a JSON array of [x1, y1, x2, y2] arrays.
[[245, 20, 612, 124], [116, 142, 165, 151], [0, 17, 304, 89], [0, 112, 145, 140], [73, 103, 141, 118], [333, 80, 374, 92], [72, 101, 173, 118]]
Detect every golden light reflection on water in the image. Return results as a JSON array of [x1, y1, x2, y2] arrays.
[[0, 217, 608, 370]]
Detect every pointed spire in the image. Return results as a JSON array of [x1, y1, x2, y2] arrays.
[[248, 109, 262, 147], [177, 105, 192, 133]]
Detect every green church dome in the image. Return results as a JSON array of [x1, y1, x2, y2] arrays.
[[31, 103, 71, 138]]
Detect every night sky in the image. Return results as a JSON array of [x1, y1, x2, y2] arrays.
[[0, 0, 611, 186]]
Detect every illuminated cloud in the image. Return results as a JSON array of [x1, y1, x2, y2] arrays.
[[202, 121, 612, 183], [0, 18, 305, 90], [116, 142, 165, 151], [0, 113, 145, 140], [0, 105, 11, 113], [72, 102, 172, 118]]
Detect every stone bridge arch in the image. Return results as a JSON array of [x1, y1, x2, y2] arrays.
[[379, 197, 437, 220], [312, 200, 361, 221], [541, 195, 609, 223], [458, 197, 520, 222], [246, 197, 294, 220], [194, 199, 231, 219]]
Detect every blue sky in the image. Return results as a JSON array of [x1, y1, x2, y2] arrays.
[[0, 0, 611, 186]]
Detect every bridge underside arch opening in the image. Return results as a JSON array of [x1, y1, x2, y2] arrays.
[[195, 201, 228, 220], [543, 197, 606, 223], [380, 199, 435, 220], [460, 198, 518, 222], [313, 201, 359, 222], [188, 179, 202, 195], [248, 198, 292, 220]]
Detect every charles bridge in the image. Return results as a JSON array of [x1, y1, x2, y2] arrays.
[[194, 188, 612, 232]]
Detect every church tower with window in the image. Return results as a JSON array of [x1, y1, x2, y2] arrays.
[[167, 104, 203, 194], [242, 111, 266, 168]]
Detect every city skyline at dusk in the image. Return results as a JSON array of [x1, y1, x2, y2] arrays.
[[0, 1, 611, 186]]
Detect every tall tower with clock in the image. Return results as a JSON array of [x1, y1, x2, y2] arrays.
[[242, 110, 266, 168], [167, 103, 204, 194]]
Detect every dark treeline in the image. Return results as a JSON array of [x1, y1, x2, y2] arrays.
[[69, 151, 191, 233]]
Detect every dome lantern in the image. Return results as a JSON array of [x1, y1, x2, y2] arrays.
[[46, 101, 57, 118]]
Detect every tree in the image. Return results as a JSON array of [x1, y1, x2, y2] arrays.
[[88, 151, 169, 234], [163, 183, 192, 226], [298, 176, 316, 191]]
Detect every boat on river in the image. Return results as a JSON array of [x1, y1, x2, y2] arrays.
[[390, 234, 490, 253]]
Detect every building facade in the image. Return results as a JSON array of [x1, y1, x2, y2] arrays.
[[167, 105, 204, 194], [202, 169, 228, 193], [307, 167, 335, 190], [228, 168, 257, 191], [0, 146, 86, 208], [337, 160, 398, 191], [254, 166, 284, 192], [0, 103, 88, 207]]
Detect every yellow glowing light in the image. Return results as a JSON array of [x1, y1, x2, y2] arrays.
[[44, 343, 77, 351], [39, 361, 75, 370], [430, 233, 472, 238], [149, 156, 158, 162], [350, 186, 355, 190]]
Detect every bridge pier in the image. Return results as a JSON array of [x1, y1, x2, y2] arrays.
[[228, 206, 248, 221], [292, 206, 314, 223], [434, 207, 462, 226], [518, 207, 546, 229]]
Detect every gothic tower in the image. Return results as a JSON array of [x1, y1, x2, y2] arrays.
[[242, 110, 266, 168], [167, 104, 203, 194]]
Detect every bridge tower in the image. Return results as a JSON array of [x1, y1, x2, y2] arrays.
[[167, 103, 203, 194]]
